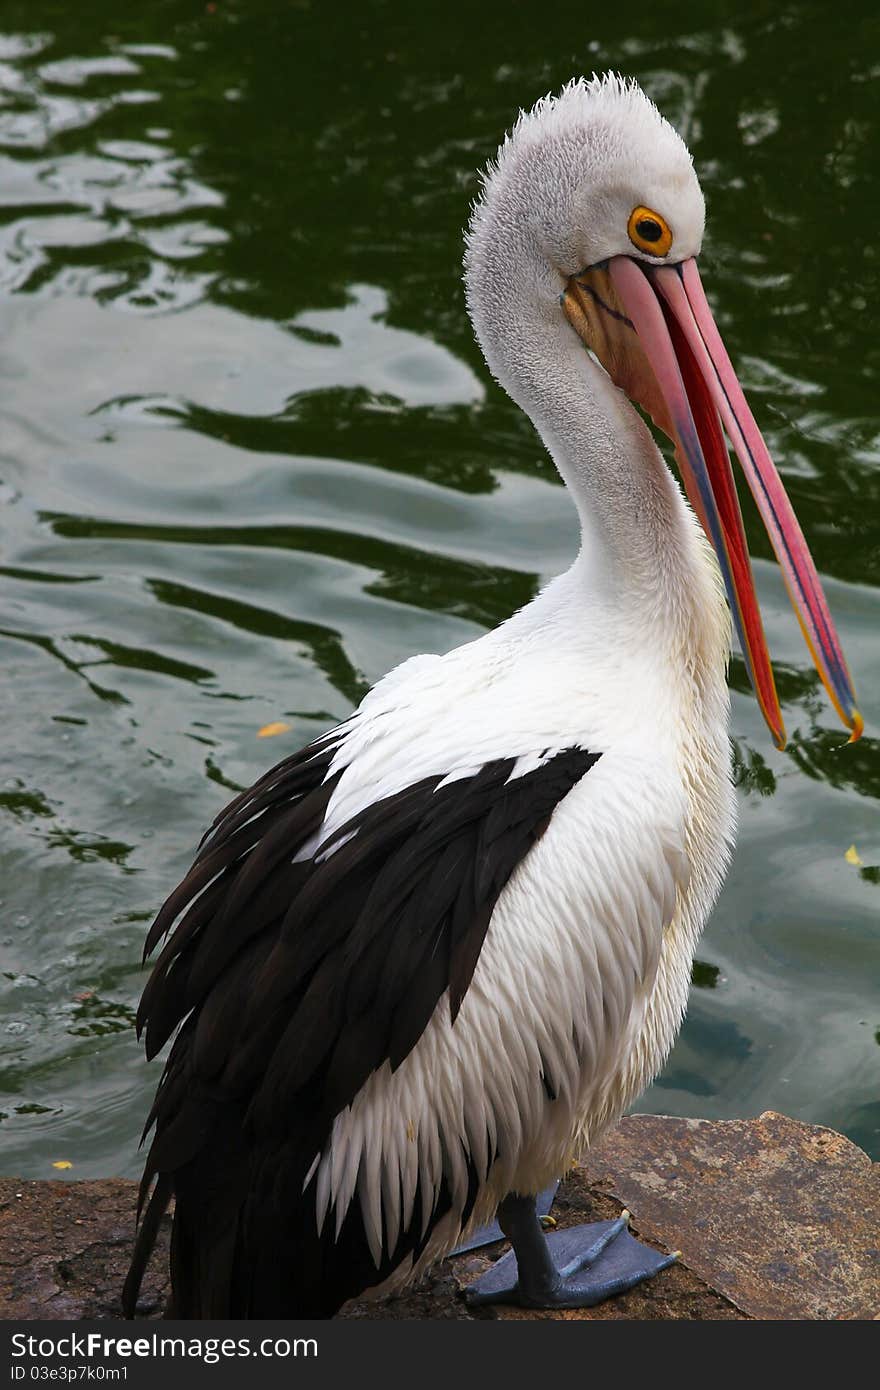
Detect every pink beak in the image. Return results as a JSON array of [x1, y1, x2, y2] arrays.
[[607, 255, 862, 749]]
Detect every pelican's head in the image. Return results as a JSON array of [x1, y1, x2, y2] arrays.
[[466, 74, 861, 748]]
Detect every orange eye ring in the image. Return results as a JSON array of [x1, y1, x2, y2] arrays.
[[627, 206, 673, 257]]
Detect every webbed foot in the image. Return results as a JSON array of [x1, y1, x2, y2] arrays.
[[464, 1196, 676, 1310]]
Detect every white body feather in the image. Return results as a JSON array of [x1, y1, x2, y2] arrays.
[[307, 522, 735, 1278]]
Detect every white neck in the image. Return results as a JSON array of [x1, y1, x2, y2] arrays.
[[464, 207, 720, 657]]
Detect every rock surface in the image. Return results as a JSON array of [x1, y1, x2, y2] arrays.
[[1, 1112, 877, 1321], [575, 1111, 880, 1321]]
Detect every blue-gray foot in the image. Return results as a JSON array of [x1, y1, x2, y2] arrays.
[[449, 1182, 559, 1256], [463, 1193, 677, 1309]]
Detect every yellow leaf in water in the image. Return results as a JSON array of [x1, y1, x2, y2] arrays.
[[844, 845, 863, 867], [257, 721, 291, 739], [52, 1161, 73, 1170]]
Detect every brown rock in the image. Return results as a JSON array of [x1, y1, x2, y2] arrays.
[[0, 1178, 169, 1321], [576, 1110, 880, 1321], [1, 1112, 876, 1321]]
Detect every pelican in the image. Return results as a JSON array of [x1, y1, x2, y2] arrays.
[[122, 74, 861, 1318]]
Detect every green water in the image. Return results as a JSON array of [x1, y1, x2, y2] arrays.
[[0, 1, 877, 1181]]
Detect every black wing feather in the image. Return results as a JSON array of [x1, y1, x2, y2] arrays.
[[124, 734, 599, 1317]]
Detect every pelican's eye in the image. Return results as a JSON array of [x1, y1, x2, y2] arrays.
[[627, 206, 673, 257]]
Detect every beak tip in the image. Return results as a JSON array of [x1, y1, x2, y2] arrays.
[[847, 710, 864, 745]]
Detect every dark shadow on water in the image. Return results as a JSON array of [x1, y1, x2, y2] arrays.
[[43, 511, 536, 631], [148, 576, 369, 707]]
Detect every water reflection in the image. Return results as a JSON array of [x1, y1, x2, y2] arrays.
[[0, 35, 222, 310]]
